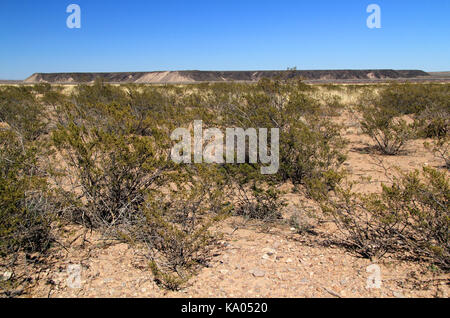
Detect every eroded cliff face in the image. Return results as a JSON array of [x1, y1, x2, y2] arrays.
[[23, 69, 430, 84]]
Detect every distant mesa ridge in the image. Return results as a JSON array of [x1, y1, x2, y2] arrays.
[[23, 70, 430, 84]]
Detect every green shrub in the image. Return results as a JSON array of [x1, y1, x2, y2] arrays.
[[321, 167, 449, 269], [375, 83, 449, 115], [360, 105, 414, 155], [288, 207, 318, 235], [144, 165, 230, 290], [72, 78, 128, 106], [424, 137, 449, 169], [320, 180, 402, 259], [0, 130, 52, 257], [52, 84, 234, 290], [219, 79, 347, 196], [0, 86, 47, 141], [52, 100, 172, 229], [360, 83, 449, 140], [279, 116, 347, 190], [233, 184, 285, 222], [32, 83, 52, 95], [224, 163, 286, 222], [416, 106, 449, 139], [380, 167, 449, 269]]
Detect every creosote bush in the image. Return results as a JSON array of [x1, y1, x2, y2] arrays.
[[0, 85, 58, 296], [50, 83, 234, 289], [360, 105, 414, 155], [381, 167, 449, 269], [224, 163, 286, 222], [279, 116, 347, 192], [0, 86, 47, 141], [288, 207, 318, 235], [233, 184, 285, 222], [424, 137, 449, 169], [373, 82, 449, 116], [0, 130, 53, 258], [219, 78, 348, 198], [417, 107, 449, 139], [320, 167, 449, 269], [359, 82, 449, 143], [144, 165, 230, 290], [52, 99, 172, 230]]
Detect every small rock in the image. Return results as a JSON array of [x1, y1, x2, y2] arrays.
[[250, 269, 266, 277], [324, 287, 341, 298], [262, 248, 276, 256], [2, 271, 12, 281]]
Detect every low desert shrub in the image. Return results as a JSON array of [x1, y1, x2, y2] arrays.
[[52, 100, 172, 230], [144, 165, 230, 290], [321, 167, 449, 269], [225, 164, 286, 224], [320, 180, 404, 259], [288, 207, 318, 235], [32, 83, 52, 95], [72, 78, 128, 106], [380, 167, 449, 269], [360, 106, 414, 155], [219, 79, 347, 197], [416, 105, 449, 139], [0, 86, 47, 141], [375, 83, 449, 115], [360, 83, 449, 140], [233, 185, 285, 222], [0, 130, 53, 258], [53, 88, 233, 290], [424, 137, 450, 169], [279, 116, 347, 191]]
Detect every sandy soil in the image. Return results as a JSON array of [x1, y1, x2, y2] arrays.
[[22, 218, 448, 298]]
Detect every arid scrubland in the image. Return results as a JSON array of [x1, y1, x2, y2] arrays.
[[0, 79, 448, 297]]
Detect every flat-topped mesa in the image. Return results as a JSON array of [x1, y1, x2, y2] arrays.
[[24, 69, 430, 84]]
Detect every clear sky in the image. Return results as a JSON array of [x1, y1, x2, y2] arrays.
[[0, 0, 449, 79]]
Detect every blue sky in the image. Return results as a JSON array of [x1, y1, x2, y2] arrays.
[[0, 0, 449, 79]]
